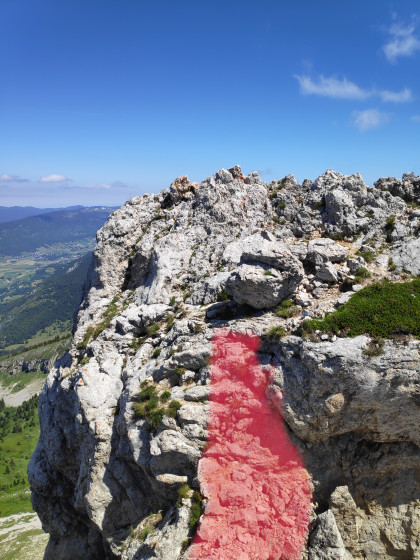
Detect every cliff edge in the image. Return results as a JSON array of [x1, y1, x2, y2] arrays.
[[28, 166, 420, 559]]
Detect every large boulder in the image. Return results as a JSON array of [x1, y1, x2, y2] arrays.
[[224, 232, 304, 308], [391, 237, 420, 275], [306, 238, 348, 265], [226, 263, 302, 309]]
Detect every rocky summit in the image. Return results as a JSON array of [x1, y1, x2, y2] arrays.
[[28, 166, 420, 559]]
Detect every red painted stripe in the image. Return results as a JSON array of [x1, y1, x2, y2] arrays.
[[187, 329, 312, 560]]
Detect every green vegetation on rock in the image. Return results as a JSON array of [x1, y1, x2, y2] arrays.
[[133, 383, 182, 432], [301, 279, 420, 338], [275, 299, 299, 319]]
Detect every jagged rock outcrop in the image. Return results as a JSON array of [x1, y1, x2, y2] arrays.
[[29, 166, 420, 560]]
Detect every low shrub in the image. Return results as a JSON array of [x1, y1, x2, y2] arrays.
[[148, 408, 165, 431], [363, 337, 385, 357], [385, 214, 396, 234], [388, 258, 397, 272], [138, 385, 156, 401], [131, 336, 146, 350], [355, 267, 371, 279], [134, 382, 182, 430], [167, 400, 181, 418], [302, 278, 420, 338], [152, 348, 161, 359]]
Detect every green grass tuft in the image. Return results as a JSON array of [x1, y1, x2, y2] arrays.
[[354, 267, 371, 279], [176, 483, 191, 506], [146, 322, 160, 337], [160, 391, 171, 402], [189, 490, 203, 528], [275, 299, 299, 319], [356, 249, 375, 263], [216, 289, 229, 302], [266, 325, 287, 339]]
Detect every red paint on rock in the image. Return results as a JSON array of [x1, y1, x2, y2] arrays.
[[187, 330, 312, 560]]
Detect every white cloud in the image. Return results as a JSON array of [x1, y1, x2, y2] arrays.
[[412, 115, 420, 122], [379, 87, 413, 103], [294, 75, 412, 104], [295, 74, 370, 99], [383, 22, 420, 63], [352, 109, 390, 132], [40, 174, 69, 183], [39, 173, 70, 183], [0, 173, 27, 182]]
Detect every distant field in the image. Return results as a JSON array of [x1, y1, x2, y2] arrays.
[[0, 242, 94, 305], [0, 370, 45, 395], [0, 402, 40, 516], [0, 206, 113, 257], [0, 253, 91, 350], [0, 515, 48, 560], [0, 332, 71, 362], [0, 403, 48, 559]]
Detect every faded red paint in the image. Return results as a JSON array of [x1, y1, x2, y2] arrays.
[[187, 330, 312, 560]]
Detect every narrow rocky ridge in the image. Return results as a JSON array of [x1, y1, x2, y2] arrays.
[[28, 166, 420, 560]]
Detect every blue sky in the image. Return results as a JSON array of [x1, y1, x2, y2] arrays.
[[1, 0, 419, 207]]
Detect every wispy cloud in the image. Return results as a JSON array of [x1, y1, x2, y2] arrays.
[[85, 183, 111, 190], [111, 180, 129, 189], [40, 174, 70, 183], [0, 173, 27, 183], [379, 87, 413, 102], [412, 115, 420, 122], [352, 109, 390, 132], [256, 168, 272, 176], [295, 74, 413, 104], [295, 74, 369, 99], [382, 21, 420, 63]]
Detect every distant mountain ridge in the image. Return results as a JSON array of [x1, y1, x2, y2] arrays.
[[0, 206, 116, 256], [0, 205, 85, 224]]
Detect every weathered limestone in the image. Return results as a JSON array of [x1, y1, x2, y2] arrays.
[[28, 166, 420, 560]]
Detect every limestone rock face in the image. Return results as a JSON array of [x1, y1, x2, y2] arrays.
[[391, 237, 420, 275], [272, 336, 420, 445], [28, 166, 420, 560], [309, 510, 354, 560]]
